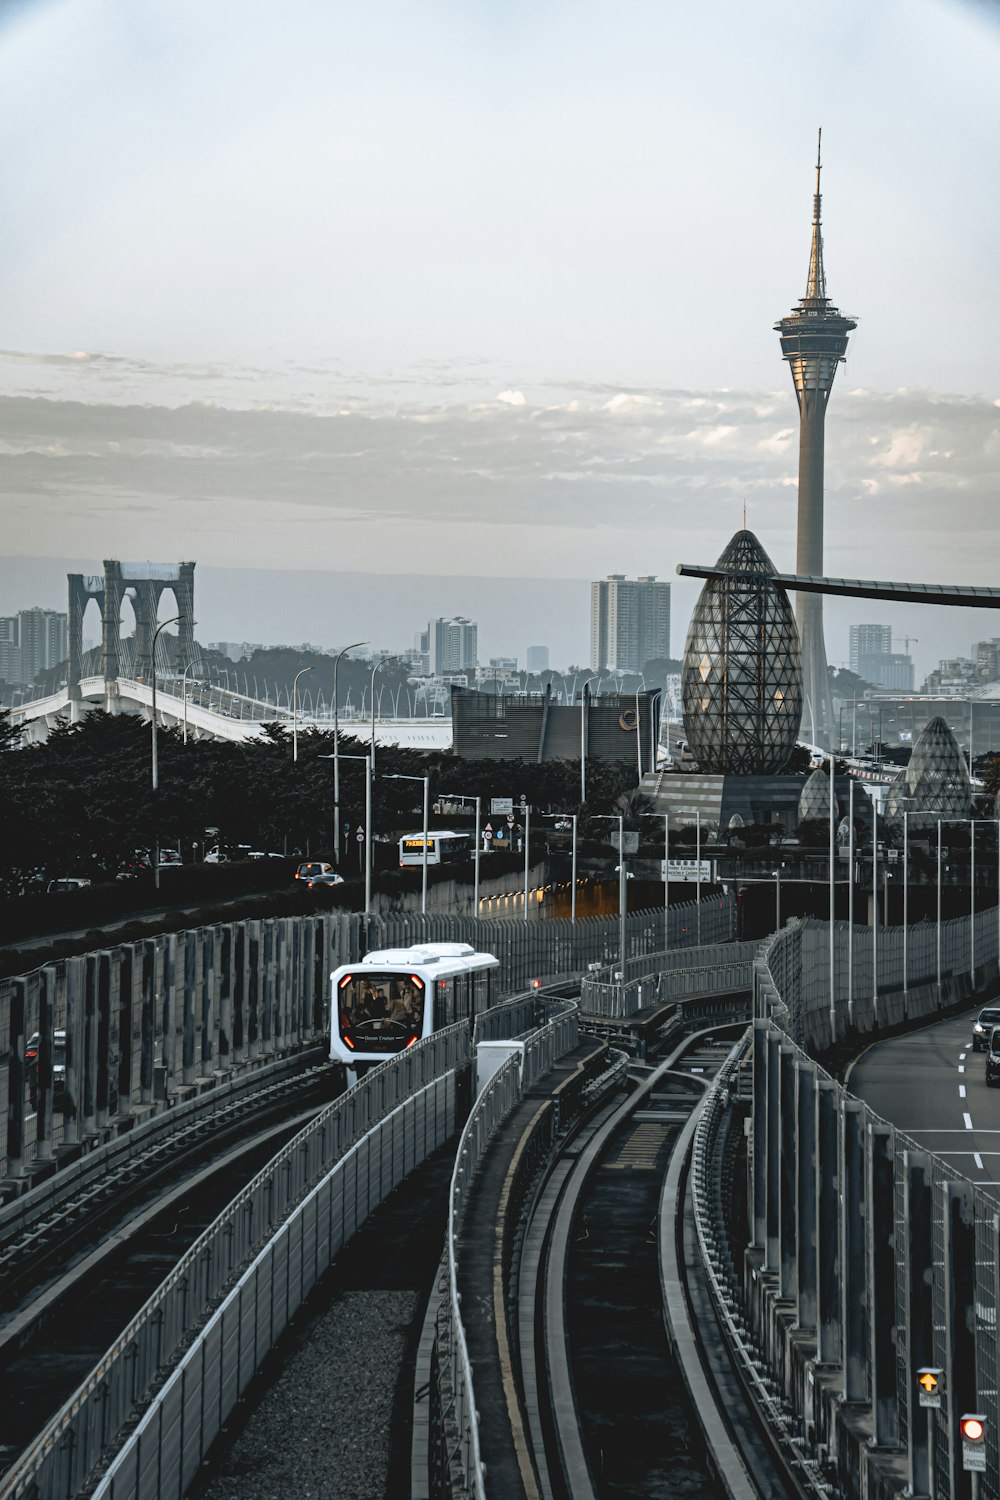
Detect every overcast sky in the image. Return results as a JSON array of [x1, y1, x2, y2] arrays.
[[0, 0, 998, 675]]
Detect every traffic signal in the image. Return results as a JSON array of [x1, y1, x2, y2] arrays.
[[960, 1414, 987, 1444]]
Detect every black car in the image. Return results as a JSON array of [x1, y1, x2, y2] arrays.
[[972, 1006, 1000, 1051], [987, 1027, 1000, 1087]]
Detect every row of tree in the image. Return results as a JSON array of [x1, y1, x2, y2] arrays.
[[0, 710, 641, 895]]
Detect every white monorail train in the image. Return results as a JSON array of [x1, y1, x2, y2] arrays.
[[329, 942, 500, 1068]]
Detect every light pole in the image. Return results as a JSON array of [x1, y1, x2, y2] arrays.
[[847, 778, 855, 1025], [150, 615, 180, 891], [331, 642, 367, 866], [542, 812, 578, 925], [386, 773, 430, 915], [829, 754, 836, 1040], [370, 657, 389, 771], [523, 802, 531, 924], [442, 791, 482, 915], [773, 864, 782, 933], [696, 808, 702, 945], [873, 796, 879, 1025], [903, 809, 909, 999], [181, 660, 197, 746], [580, 676, 599, 803], [594, 813, 628, 975], [292, 667, 312, 763]]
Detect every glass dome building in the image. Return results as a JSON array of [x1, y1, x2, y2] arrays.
[[798, 767, 837, 822], [883, 715, 971, 831], [681, 529, 803, 774]]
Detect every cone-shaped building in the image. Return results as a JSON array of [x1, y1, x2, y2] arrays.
[[682, 529, 802, 774], [798, 767, 837, 823], [884, 715, 971, 831]]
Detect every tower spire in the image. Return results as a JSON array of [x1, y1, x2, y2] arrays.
[[805, 127, 826, 302]]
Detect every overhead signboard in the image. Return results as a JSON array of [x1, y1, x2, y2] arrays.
[[662, 858, 713, 882], [491, 797, 514, 815]]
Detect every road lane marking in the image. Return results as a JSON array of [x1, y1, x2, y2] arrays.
[[960, 1085, 967, 1098], [975, 1153, 985, 1169], [964, 1113, 974, 1129], [960, 1052, 967, 1060], [959, 1065, 965, 1073]]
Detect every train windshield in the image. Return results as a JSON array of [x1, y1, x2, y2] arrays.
[[336, 971, 426, 1053]]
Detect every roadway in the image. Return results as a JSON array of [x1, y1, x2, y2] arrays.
[[847, 1001, 1000, 1198]]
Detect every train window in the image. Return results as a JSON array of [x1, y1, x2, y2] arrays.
[[336, 972, 425, 1052]]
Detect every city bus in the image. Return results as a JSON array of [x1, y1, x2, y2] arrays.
[[398, 830, 472, 868]]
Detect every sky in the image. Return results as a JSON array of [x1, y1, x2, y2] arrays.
[[0, 0, 998, 676]]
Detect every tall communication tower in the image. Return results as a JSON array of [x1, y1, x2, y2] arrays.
[[775, 131, 857, 747]]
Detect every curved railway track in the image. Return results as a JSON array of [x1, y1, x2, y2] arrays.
[[0, 1058, 342, 1484]]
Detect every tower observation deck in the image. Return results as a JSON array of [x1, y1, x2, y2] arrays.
[[775, 130, 857, 747]]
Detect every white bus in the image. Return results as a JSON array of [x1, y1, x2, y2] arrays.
[[398, 830, 472, 868]]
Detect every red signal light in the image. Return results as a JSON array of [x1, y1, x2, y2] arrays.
[[960, 1415, 986, 1444]]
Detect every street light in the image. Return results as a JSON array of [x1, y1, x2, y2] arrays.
[[385, 773, 430, 915], [594, 812, 628, 976], [441, 791, 482, 915], [580, 676, 600, 803], [150, 615, 180, 891], [292, 667, 312, 763], [370, 657, 389, 771], [321, 752, 373, 914], [331, 642, 368, 867], [181, 660, 197, 747]]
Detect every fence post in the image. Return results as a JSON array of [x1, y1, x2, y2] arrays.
[[218, 926, 233, 1072], [815, 1078, 840, 1365], [83, 954, 98, 1138], [201, 926, 216, 1079], [840, 1099, 867, 1404], [141, 941, 156, 1107], [751, 1019, 768, 1250], [233, 923, 246, 1065], [903, 1149, 933, 1496], [779, 1045, 797, 1301], [35, 967, 57, 1162], [942, 1181, 977, 1500], [162, 934, 178, 1100], [95, 951, 112, 1129], [182, 931, 197, 1088], [64, 955, 83, 1145], [795, 1058, 817, 1332], [765, 1030, 781, 1273], [6, 978, 27, 1179], [867, 1121, 897, 1445], [247, 921, 260, 1059], [117, 946, 136, 1118], [261, 920, 274, 1055]]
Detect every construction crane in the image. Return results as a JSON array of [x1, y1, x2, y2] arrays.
[[901, 635, 918, 653]]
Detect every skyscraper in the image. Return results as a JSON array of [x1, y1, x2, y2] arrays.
[[429, 617, 478, 674], [849, 624, 893, 675], [590, 575, 670, 673], [775, 132, 857, 747], [17, 608, 68, 683]]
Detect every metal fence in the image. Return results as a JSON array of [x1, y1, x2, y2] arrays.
[[755, 904, 999, 1054], [436, 992, 581, 1500], [580, 934, 755, 1017], [750, 907, 1000, 1500], [5, 1026, 470, 1500]]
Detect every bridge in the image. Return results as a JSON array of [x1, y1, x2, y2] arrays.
[[9, 674, 454, 749], [1, 889, 997, 1498]]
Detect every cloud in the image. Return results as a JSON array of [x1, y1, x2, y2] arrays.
[[496, 389, 526, 406]]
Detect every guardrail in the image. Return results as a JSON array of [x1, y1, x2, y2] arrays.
[[581, 937, 757, 1017], [3, 1025, 470, 1500]]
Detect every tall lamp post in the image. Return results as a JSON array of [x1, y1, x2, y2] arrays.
[[441, 790, 482, 916], [580, 676, 599, 803], [332, 641, 367, 866], [150, 615, 180, 891], [321, 752, 373, 914], [385, 773, 430, 915], [370, 658, 389, 772], [594, 812, 628, 975], [292, 666, 312, 763]]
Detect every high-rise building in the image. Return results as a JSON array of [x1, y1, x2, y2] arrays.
[[775, 133, 857, 748], [849, 624, 893, 675], [429, 617, 478, 674], [590, 575, 670, 673], [526, 645, 549, 672], [17, 608, 68, 683], [0, 615, 19, 682]]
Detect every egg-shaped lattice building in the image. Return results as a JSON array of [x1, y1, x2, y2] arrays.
[[682, 529, 803, 774], [799, 767, 837, 822], [884, 715, 971, 831]]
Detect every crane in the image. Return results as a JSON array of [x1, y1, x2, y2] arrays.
[[901, 635, 918, 653]]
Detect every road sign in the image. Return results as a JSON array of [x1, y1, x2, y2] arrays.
[[662, 858, 713, 882], [490, 797, 513, 815], [484, 822, 493, 832], [356, 828, 365, 843], [506, 815, 515, 827], [483, 829, 493, 842], [917, 1368, 942, 1409]]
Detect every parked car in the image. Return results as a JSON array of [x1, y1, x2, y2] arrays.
[[158, 849, 182, 867], [47, 877, 92, 893], [972, 1005, 1000, 1051], [987, 1027, 1000, 1086], [306, 872, 345, 889], [295, 861, 333, 881]]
